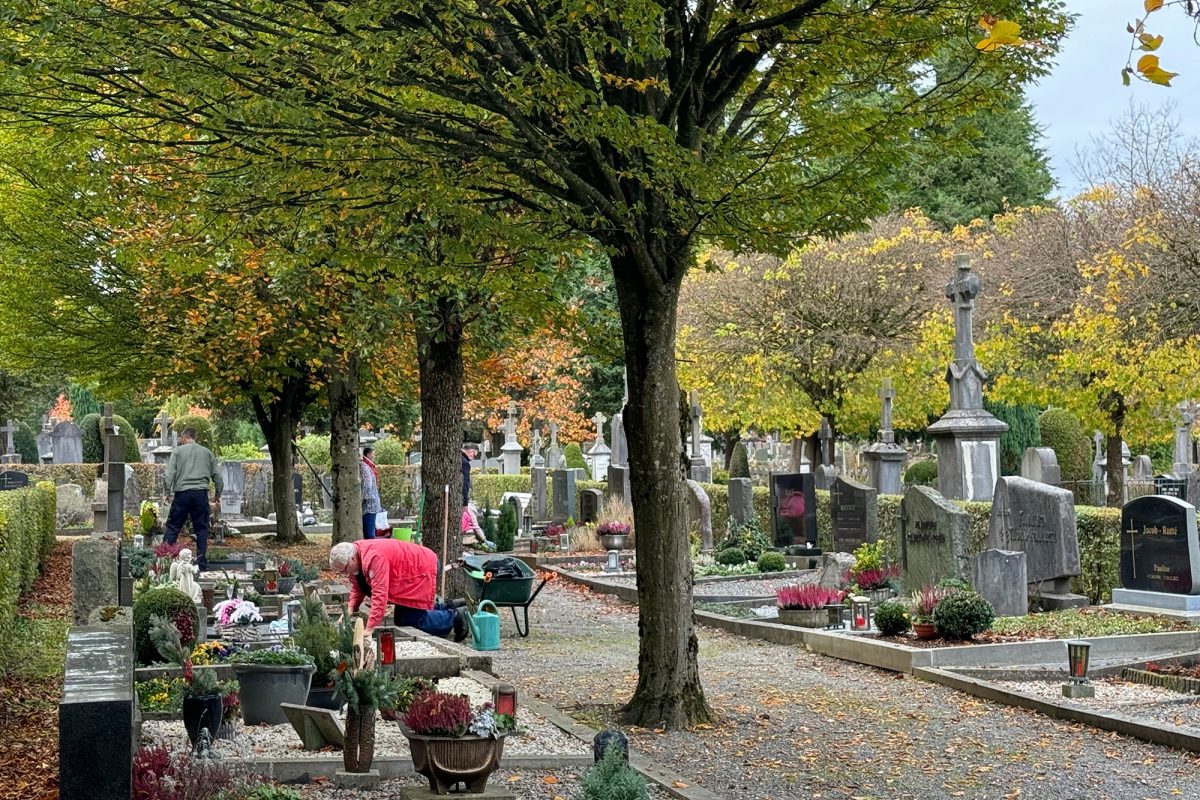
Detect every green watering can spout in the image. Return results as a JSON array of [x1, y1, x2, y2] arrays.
[[466, 600, 501, 651]]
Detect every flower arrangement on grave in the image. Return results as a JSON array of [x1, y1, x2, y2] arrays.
[[154, 541, 186, 559], [149, 614, 227, 743], [596, 522, 631, 538], [191, 641, 242, 665], [399, 688, 515, 794], [544, 523, 565, 540], [776, 585, 845, 610], [214, 598, 262, 626], [139, 501, 163, 539], [843, 541, 901, 593], [910, 585, 951, 624]]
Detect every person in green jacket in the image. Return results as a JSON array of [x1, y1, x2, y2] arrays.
[[161, 426, 222, 570]]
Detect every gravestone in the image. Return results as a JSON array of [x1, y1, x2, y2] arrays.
[[0, 470, 30, 491], [607, 464, 630, 504], [829, 476, 877, 553], [586, 411, 611, 482], [988, 476, 1086, 609], [545, 423, 564, 470], [1116, 495, 1200, 597], [1020, 447, 1061, 487], [1174, 401, 1197, 478], [51, 420, 83, 464], [687, 390, 712, 482], [727, 478, 754, 528], [281, 703, 345, 750], [220, 462, 246, 517], [123, 464, 141, 516], [72, 537, 120, 624], [551, 469, 576, 524], [0, 418, 18, 464], [579, 488, 604, 524], [531, 466, 548, 522], [900, 485, 972, 590], [610, 372, 629, 469], [105, 433, 125, 532], [972, 549, 1029, 618], [769, 473, 817, 547], [1154, 475, 1189, 503], [686, 480, 713, 552], [862, 379, 906, 495], [1132, 455, 1154, 483], [59, 626, 134, 800], [926, 255, 1007, 501], [56, 483, 89, 528], [814, 418, 837, 491], [35, 417, 53, 463]]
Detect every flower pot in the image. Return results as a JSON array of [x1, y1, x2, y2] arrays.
[[252, 577, 296, 595], [307, 685, 343, 711], [866, 588, 895, 604], [182, 694, 223, 745], [399, 726, 506, 795], [777, 608, 829, 628], [598, 534, 628, 551], [231, 663, 315, 725], [913, 621, 938, 640]]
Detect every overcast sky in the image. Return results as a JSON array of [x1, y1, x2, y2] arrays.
[[1025, 0, 1200, 197]]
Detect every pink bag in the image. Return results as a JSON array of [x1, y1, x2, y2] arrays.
[[779, 490, 806, 519]]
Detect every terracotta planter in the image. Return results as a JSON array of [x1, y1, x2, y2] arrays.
[[777, 608, 829, 628], [399, 726, 506, 795], [913, 621, 938, 640]]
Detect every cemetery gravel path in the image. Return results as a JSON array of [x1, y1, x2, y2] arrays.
[[491, 578, 1200, 800]]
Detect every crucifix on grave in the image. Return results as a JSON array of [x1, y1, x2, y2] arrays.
[[862, 378, 906, 495], [945, 256, 986, 411], [878, 380, 896, 444], [100, 403, 117, 478], [1126, 520, 1140, 579], [687, 391, 712, 482], [530, 427, 544, 469], [587, 411, 610, 482], [1, 418, 18, 464], [500, 401, 524, 475]]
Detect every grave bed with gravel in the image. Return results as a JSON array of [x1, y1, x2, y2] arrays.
[[992, 676, 1200, 728]]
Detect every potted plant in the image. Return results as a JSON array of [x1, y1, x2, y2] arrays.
[[292, 594, 342, 710], [775, 585, 846, 628], [399, 688, 515, 794], [911, 585, 948, 640], [214, 598, 263, 628], [844, 541, 900, 602], [333, 613, 411, 774], [147, 614, 224, 744], [228, 648, 315, 725], [596, 521, 631, 551], [253, 560, 296, 595]]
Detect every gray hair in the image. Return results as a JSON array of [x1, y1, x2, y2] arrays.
[[329, 542, 357, 572]]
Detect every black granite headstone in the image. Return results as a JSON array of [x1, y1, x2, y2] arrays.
[[0, 470, 29, 491], [829, 476, 877, 553], [593, 728, 629, 764], [579, 488, 604, 524], [292, 472, 303, 507], [1120, 495, 1200, 594], [59, 627, 134, 800], [769, 473, 817, 547]]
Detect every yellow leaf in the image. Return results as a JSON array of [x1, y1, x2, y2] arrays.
[[506, 775, 522, 783], [1145, 0, 1163, 11], [542, 776, 559, 785], [673, 782, 689, 788], [1144, 66, 1177, 85], [976, 19, 1024, 51], [1138, 33, 1164, 51], [1137, 54, 1161, 72]]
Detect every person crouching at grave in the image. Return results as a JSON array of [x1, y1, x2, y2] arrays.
[[329, 539, 468, 642], [162, 426, 222, 571]]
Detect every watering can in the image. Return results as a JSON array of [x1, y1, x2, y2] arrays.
[[465, 600, 501, 651]]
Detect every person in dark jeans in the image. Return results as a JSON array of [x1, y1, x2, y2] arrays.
[[461, 444, 478, 507], [161, 427, 222, 570]]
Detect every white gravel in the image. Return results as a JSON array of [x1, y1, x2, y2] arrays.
[[994, 677, 1200, 728], [294, 769, 676, 799], [141, 676, 589, 759], [600, 573, 811, 598]]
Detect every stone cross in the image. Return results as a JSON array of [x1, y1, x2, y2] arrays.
[[154, 411, 174, 448], [622, 368, 629, 405], [592, 411, 607, 446], [531, 428, 543, 460], [549, 422, 559, 448], [504, 400, 518, 442], [688, 390, 703, 456], [877, 379, 896, 445], [101, 403, 117, 477], [41, 414, 51, 432], [946, 254, 982, 363], [1174, 400, 1198, 477], [817, 417, 833, 466], [1, 419, 15, 455]]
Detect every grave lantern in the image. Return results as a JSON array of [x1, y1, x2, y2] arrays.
[[133, 534, 144, 549], [492, 682, 518, 717], [825, 604, 844, 629], [374, 626, 398, 666], [1066, 640, 1091, 684], [284, 599, 302, 634], [850, 596, 871, 631], [244, 555, 256, 573]]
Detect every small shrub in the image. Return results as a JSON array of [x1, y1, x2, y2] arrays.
[[1039, 407, 1092, 483], [296, 434, 332, 469], [80, 411, 141, 463], [757, 551, 787, 573], [873, 599, 912, 636], [776, 585, 844, 610], [132, 744, 244, 800], [904, 459, 938, 486], [479, 506, 498, 542], [563, 443, 588, 471], [133, 588, 198, 665], [218, 442, 263, 460], [582, 742, 648, 800], [372, 437, 406, 465], [729, 443, 751, 479], [716, 546, 746, 566], [932, 591, 995, 640], [496, 502, 518, 551]]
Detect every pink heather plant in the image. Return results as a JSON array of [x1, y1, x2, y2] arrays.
[[776, 585, 845, 610]]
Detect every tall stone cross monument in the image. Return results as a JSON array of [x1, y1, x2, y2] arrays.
[[1, 418, 19, 464], [586, 411, 611, 482], [687, 390, 712, 483], [863, 379, 906, 495], [927, 255, 1007, 501], [500, 400, 524, 475]]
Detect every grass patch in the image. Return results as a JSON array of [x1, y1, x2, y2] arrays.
[[5, 615, 69, 681], [988, 607, 1190, 639], [695, 601, 761, 619]]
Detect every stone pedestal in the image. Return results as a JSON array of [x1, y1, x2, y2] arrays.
[[862, 443, 906, 496], [500, 441, 523, 475], [335, 769, 381, 790], [927, 409, 1007, 501], [1061, 683, 1095, 699], [689, 456, 711, 484], [587, 442, 611, 482]]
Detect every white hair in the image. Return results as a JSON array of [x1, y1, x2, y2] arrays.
[[329, 542, 357, 572]]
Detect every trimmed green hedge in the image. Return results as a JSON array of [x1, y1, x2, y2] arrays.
[[79, 412, 141, 463], [0, 482, 56, 672], [173, 414, 214, 448]]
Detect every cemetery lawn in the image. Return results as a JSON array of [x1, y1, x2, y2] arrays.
[[984, 607, 1191, 640], [0, 539, 71, 800]]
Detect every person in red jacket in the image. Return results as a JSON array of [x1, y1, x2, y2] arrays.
[[329, 539, 467, 641]]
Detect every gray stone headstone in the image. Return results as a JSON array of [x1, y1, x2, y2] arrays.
[[829, 476, 877, 553], [72, 537, 120, 624], [531, 466, 548, 522], [900, 485, 972, 590], [281, 703, 345, 750], [105, 433, 125, 532], [988, 476, 1085, 608], [686, 479, 713, 552], [1020, 447, 1061, 487], [814, 464, 837, 492], [817, 552, 856, 590], [551, 469, 576, 523], [579, 488, 604, 524], [972, 549, 1028, 618], [122, 464, 141, 516], [59, 627, 134, 800], [57, 483, 90, 528], [51, 421, 83, 465], [220, 461, 246, 517], [607, 464, 630, 505], [727, 478, 754, 529], [1132, 455, 1154, 482]]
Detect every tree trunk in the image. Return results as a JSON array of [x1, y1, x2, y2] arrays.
[[416, 297, 465, 598], [329, 353, 362, 545], [722, 429, 741, 472], [1106, 431, 1125, 508], [611, 251, 713, 729], [252, 383, 309, 544]]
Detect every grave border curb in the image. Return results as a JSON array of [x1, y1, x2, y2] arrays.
[[914, 666, 1200, 754]]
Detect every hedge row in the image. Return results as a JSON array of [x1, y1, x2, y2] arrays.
[[0, 482, 56, 672], [697, 482, 1125, 602]]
